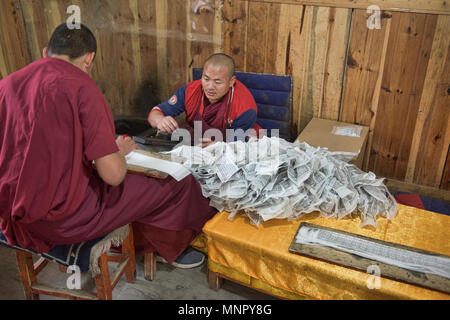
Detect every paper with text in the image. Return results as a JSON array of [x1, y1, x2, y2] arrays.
[[126, 151, 191, 181]]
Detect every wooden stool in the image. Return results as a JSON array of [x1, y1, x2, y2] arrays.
[[12, 224, 136, 300]]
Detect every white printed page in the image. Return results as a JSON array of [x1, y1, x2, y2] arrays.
[[295, 226, 450, 279], [126, 151, 191, 181]]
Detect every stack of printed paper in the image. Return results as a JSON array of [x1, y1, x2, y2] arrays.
[[168, 137, 398, 228]]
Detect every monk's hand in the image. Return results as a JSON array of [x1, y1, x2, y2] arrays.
[[116, 135, 137, 156], [156, 116, 179, 134], [197, 138, 214, 148]]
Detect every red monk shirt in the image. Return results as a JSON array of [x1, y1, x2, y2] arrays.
[[0, 58, 118, 251]]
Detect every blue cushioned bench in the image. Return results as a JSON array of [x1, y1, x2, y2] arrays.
[[0, 224, 136, 300]]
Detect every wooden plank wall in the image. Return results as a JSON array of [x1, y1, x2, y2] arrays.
[[0, 0, 221, 115], [0, 0, 449, 192], [222, 0, 450, 191]]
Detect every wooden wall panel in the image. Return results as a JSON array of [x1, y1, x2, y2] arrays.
[[309, 6, 331, 120], [0, 44, 7, 80], [134, 0, 159, 115], [14, 0, 151, 116], [340, 9, 391, 127], [245, 1, 308, 128], [441, 146, 450, 190], [70, 0, 140, 116], [369, 12, 438, 181], [102, 1, 139, 115], [184, 0, 220, 84], [7, 0, 222, 116], [245, 1, 265, 73], [246, 1, 281, 74], [271, 3, 304, 138], [297, 6, 351, 130], [0, 1, 30, 79], [156, 0, 219, 102], [340, 9, 392, 171], [290, 5, 314, 134], [315, 7, 351, 120], [241, 3, 351, 133], [155, 0, 169, 102], [222, 0, 249, 71], [410, 15, 450, 188], [250, 0, 450, 15], [165, 0, 187, 97], [19, 0, 49, 61]]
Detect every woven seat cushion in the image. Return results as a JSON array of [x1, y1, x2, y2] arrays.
[[0, 230, 106, 272], [193, 68, 293, 141]]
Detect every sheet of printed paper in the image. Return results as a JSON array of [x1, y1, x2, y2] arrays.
[[126, 151, 191, 181], [295, 225, 450, 279]]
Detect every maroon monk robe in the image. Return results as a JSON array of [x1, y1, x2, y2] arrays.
[[181, 90, 231, 144], [0, 58, 217, 263]]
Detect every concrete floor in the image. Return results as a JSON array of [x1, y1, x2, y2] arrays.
[[0, 245, 276, 300]]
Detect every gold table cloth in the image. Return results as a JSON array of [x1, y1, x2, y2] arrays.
[[197, 204, 450, 300]]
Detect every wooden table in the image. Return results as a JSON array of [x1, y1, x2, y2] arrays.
[[201, 204, 450, 300]]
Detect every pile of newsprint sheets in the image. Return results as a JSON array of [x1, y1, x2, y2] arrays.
[[168, 136, 398, 228]]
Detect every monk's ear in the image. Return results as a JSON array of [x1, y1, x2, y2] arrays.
[[229, 75, 236, 88], [83, 52, 96, 71], [42, 47, 49, 58]]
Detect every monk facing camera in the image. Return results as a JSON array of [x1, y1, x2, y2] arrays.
[[148, 53, 261, 145]]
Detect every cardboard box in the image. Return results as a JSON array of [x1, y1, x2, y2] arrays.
[[296, 118, 369, 169]]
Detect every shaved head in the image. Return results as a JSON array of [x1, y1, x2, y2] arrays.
[[204, 53, 235, 79], [201, 53, 236, 103]]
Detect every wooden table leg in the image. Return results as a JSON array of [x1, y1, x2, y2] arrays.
[[123, 225, 136, 283], [208, 269, 224, 291], [144, 252, 156, 281]]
